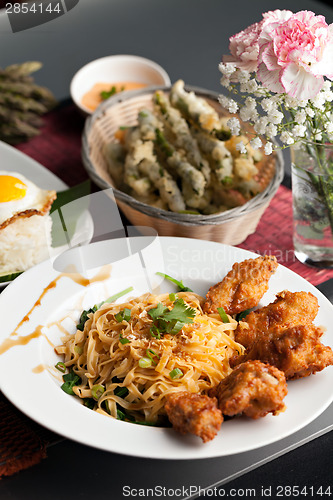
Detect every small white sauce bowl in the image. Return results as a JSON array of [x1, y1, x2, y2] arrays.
[[70, 54, 171, 115]]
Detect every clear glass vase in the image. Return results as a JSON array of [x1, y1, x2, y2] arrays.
[[291, 142, 333, 268]]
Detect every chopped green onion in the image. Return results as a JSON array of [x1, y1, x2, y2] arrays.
[[169, 368, 183, 380], [91, 384, 105, 400], [146, 349, 159, 365], [74, 346, 83, 355], [169, 293, 176, 301], [55, 361, 66, 373], [217, 306, 230, 323], [119, 333, 131, 345], [139, 357, 152, 368], [98, 287, 134, 308], [156, 272, 192, 292], [115, 308, 131, 323]]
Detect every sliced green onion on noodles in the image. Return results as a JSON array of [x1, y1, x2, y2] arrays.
[[217, 306, 229, 323], [92, 384, 105, 400], [169, 368, 183, 380]]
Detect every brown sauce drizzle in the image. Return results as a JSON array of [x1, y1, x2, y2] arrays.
[[32, 363, 45, 374], [0, 265, 112, 355]]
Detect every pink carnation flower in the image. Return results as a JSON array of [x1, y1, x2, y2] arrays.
[[258, 10, 333, 100], [224, 21, 264, 72], [224, 10, 292, 72]]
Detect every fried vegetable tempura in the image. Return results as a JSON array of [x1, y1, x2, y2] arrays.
[[210, 360, 287, 419], [165, 392, 223, 442], [203, 255, 278, 316]]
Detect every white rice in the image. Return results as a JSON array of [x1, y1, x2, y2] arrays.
[[0, 214, 52, 275]]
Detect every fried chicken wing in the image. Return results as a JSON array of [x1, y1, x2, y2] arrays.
[[210, 360, 287, 419], [234, 324, 333, 380], [203, 255, 278, 316], [164, 392, 223, 442], [235, 290, 319, 349]]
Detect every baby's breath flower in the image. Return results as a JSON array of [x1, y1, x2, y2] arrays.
[[261, 97, 275, 113], [323, 90, 333, 102], [295, 110, 307, 124], [220, 76, 232, 89], [227, 117, 241, 136], [311, 94, 325, 110], [267, 109, 284, 125], [238, 70, 251, 83], [280, 131, 294, 145], [313, 128, 323, 141], [239, 107, 253, 122], [250, 137, 262, 149], [265, 123, 278, 138], [284, 96, 300, 108], [322, 81, 332, 92], [292, 124, 307, 138], [228, 99, 239, 113], [325, 122, 333, 134], [264, 141, 273, 155], [245, 97, 256, 109], [218, 94, 230, 109], [305, 106, 315, 118], [235, 140, 247, 154], [245, 79, 259, 93], [218, 95, 238, 113], [219, 62, 236, 77], [254, 116, 268, 135]]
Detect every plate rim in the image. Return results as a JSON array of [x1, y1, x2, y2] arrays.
[[0, 236, 332, 460]]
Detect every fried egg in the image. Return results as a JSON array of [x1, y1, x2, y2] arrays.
[[0, 171, 56, 226]]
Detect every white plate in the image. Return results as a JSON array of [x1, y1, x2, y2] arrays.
[[0, 237, 332, 460], [0, 141, 94, 284]]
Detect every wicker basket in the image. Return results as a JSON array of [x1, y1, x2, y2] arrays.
[[82, 85, 284, 245]]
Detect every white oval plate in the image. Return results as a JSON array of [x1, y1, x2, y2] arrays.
[[0, 237, 332, 460], [0, 141, 94, 284]]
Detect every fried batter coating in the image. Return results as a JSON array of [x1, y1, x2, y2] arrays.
[[203, 255, 278, 316], [210, 360, 287, 419], [235, 290, 319, 349], [165, 391, 223, 442], [234, 324, 333, 380]]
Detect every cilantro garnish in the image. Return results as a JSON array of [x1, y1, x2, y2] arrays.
[[148, 298, 196, 336], [61, 369, 81, 395], [77, 305, 98, 331]]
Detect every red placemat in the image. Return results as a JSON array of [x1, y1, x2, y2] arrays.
[[1, 102, 332, 479], [239, 186, 333, 286]]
